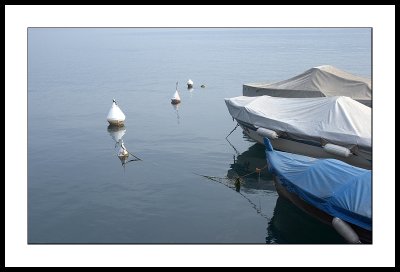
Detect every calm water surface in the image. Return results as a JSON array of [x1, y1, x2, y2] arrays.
[[28, 28, 371, 243]]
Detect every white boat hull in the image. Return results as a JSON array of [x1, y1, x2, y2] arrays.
[[238, 123, 371, 170]]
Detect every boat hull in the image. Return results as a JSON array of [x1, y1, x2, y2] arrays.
[[273, 176, 372, 244], [238, 121, 371, 170]]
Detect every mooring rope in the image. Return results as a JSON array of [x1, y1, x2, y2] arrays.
[[225, 123, 239, 139], [193, 163, 267, 187], [193, 172, 271, 220], [239, 164, 268, 178], [126, 150, 142, 161]]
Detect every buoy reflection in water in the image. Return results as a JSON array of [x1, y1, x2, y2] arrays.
[[171, 103, 180, 124], [107, 125, 140, 167]]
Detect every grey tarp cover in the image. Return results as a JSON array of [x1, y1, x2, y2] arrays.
[[243, 65, 371, 107], [224, 95, 371, 154]]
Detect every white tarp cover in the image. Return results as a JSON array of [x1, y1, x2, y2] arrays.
[[243, 65, 372, 107], [225, 95, 371, 153]]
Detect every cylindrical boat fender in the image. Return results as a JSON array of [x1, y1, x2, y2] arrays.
[[256, 127, 278, 139], [323, 143, 352, 157], [332, 217, 361, 244]]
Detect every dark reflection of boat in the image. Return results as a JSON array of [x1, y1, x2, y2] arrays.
[[195, 141, 277, 220], [226, 141, 275, 192], [197, 141, 275, 220], [266, 196, 347, 244], [107, 125, 141, 167]]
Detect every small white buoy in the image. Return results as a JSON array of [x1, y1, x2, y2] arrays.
[[171, 82, 181, 104], [118, 141, 129, 158], [107, 99, 126, 126], [187, 79, 193, 89], [118, 141, 129, 167]]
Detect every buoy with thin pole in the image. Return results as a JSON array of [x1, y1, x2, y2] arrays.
[[171, 82, 181, 104], [118, 140, 129, 158], [107, 99, 126, 127], [187, 79, 193, 89], [117, 140, 129, 169]]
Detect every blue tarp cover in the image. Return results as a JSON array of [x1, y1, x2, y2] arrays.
[[264, 138, 371, 231]]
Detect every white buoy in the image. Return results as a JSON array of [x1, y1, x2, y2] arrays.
[[107, 99, 126, 126], [118, 141, 129, 166], [171, 82, 181, 104], [187, 79, 193, 88], [118, 141, 129, 158]]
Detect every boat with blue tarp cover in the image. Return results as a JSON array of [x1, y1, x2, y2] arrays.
[[263, 137, 372, 243]]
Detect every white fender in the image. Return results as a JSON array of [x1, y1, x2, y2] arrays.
[[323, 143, 352, 157], [256, 127, 278, 139], [332, 217, 361, 244]]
